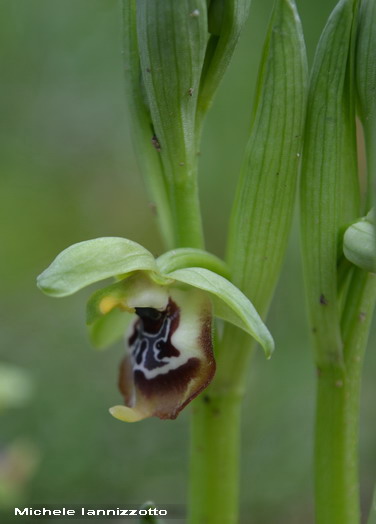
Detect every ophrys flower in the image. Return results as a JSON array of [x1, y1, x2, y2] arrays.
[[37, 237, 274, 421]]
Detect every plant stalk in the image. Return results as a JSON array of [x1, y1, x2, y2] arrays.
[[188, 325, 254, 524], [314, 270, 376, 524]]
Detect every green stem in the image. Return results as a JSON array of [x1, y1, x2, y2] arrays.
[[188, 325, 254, 524], [170, 174, 205, 249], [189, 391, 242, 524], [315, 271, 376, 524]]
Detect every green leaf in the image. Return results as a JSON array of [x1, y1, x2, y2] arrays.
[[156, 248, 230, 279], [227, 0, 307, 316], [37, 237, 157, 297], [344, 214, 376, 272], [300, 0, 360, 365], [88, 308, 132, 350], [167, 267, 274, 358], [356, 0, 376, 208]]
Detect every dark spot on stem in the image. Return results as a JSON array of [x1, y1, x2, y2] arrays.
[[319, 294, 328, 305], [148, 202, 157, 216], [151, 135, 161, 151]]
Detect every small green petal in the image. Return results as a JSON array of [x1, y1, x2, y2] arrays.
[[86, 273, 169, 325], [37, 237, 157, 297], [89, 308, 132, 350], [167, 267, 274, 358], [156, 248, 230, 279]]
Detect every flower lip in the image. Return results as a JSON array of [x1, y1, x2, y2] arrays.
[[115, 289, 215, 421]]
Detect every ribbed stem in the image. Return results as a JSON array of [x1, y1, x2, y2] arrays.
[[188, 326, 254, 524], [314, 271, 376, 524]]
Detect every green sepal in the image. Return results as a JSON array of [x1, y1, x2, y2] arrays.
[[37, 238, 157, 297], [88, 308, 132, 350], [156, 248, 230, 279], [167, 267, 274, 358], [344, 212, 376, 273]]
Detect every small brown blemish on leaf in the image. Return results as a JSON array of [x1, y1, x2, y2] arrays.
[[188, 88, 194, 96], [359, 311, 366, 322], [335, 380, 343, 388], [146, 67, 151, 73], [151, 135, 161, 151], [316, 367, 322, 377], [148, 202, 157, 216], [179, 162, 185, 167], [320, 294, 328, 305]]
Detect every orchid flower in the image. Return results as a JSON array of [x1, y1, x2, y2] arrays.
[[37, 238, 274, 422]]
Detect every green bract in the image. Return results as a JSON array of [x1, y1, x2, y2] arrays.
[[197, 0, 252, 126], [300, 0, 360, 365], [227, 0, 307, 314], [122, 1, 253, 250], [356, 0, 376, 208]]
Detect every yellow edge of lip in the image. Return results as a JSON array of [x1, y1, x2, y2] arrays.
[[109, 405, 148, 423]]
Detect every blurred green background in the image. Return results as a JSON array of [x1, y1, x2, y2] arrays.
[[1, 0, 375, 522]]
